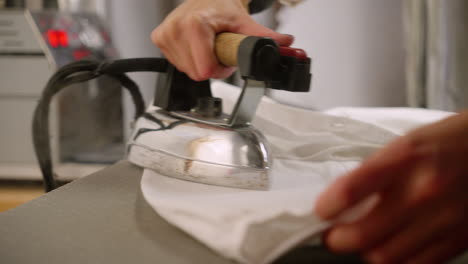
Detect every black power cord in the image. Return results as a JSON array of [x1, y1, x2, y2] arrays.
[[32, 58, 169, 192]]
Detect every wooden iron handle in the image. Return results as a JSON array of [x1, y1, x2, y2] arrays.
[[214, 0, 250, 67], [215, 33, 249, 67]]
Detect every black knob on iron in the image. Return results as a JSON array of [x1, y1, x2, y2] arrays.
[[194, 97, 223, 117]]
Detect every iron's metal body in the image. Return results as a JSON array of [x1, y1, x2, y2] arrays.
[[128, 108, 271, 190], [126, 37, 311, 190], [128, 79, 271, 189]]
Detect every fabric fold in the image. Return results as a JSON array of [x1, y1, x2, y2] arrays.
[[140, 81, 452, 264]]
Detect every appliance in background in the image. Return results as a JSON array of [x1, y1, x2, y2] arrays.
[[0, 5, 121, 180], [3, 0, 57, 9], [405, 0, 468, 111], [108, 0, 171, 139]]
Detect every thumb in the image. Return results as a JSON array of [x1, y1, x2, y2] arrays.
[[314, 137, 416, 220], [235, 17, 294, 46]]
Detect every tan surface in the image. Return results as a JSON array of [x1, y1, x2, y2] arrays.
[[0, 182, 43, 212], [0, 161, 466, 264], [0, 161, 233, 264]]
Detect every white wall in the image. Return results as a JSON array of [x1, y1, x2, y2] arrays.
[[107, 0, 407, 127], [269, 0, 407, 110]]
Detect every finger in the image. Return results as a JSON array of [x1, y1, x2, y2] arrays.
[[167, 43, 191, 75], [187, 18, 234, 80], [152, 26, 191, 74], [315, 136, 417, 220], [364, 201, 465, 263], [211, 67, 236, 79], [406, 226, 468, 264], [324, 179, 412, 253], [160, 44, 187, 73], [234, 16, 295, 46]]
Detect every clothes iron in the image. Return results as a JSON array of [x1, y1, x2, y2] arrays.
[[32, 33, 311, 192], [127, 33, 311, 190]]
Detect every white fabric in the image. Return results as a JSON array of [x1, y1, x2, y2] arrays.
[[140, 82, 453, 264], [324, 107, 453, 135]]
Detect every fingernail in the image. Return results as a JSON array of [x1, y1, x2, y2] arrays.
[[281, 34, 295, 46], [212, 67, 236, 80], [365, 252, 386, 264], [326, 228, 359, 253]]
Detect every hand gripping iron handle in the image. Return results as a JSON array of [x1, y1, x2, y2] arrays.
[[215, 32, 312, 92], [154, 32, 312, 113], [215, 0, 311, 91]]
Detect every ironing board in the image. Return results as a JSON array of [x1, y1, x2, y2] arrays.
[[0, 161, 465, 264]]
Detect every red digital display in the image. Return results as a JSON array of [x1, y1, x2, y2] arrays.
[[46, 29, 69, 48], [73, 49, 91, 60], [57, 31, 68, 47], [46, 29, 59, 48]]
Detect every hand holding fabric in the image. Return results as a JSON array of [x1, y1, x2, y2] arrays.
[[315, 111, 468, 264]]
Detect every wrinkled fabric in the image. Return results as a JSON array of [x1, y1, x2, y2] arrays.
[[140, 81, 452, 264]]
